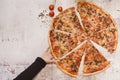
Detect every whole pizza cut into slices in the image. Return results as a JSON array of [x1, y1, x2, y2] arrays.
[[48, 1, 118, 77], [56, 43, 86, 77], [49, 29, 86, 59], [83, 41, 110, 76]]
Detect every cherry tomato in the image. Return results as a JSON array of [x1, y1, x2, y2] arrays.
[[49, 11, 54, 17], [58, 6, 63, 12], [49, 4, 54, 10]]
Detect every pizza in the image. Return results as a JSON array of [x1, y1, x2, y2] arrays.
[[83, 41, 110, 76], [48, 1, 118, 77], [56, 43, 86, 77]]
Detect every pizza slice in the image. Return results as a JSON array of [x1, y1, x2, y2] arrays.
[[56, 43, 86, 77], [77, 2, 117, 32], [83, 41, 110, 76], [90, 27, 118, 53], [49, 30, 85, 59], [51, 7, 83, 34]]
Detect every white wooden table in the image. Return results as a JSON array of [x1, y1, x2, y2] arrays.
[[0, 0, 120, 80]]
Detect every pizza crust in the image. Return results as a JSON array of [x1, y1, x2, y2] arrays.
[[48, 30, 58, 59], [56, 62, 78, 77], [83, 61, 110, 76], [56, 7, 75, 17], [113, 28, 118, 53]]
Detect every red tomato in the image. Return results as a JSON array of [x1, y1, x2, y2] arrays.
[[49, 11, 54, 17], [58, 6, 63, 12], [49, 4, 54, 10]]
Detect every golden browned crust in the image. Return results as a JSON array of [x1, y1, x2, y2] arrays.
[[106, 26, 118, 53], [83, 61, 110, 76], [56, 7, 75, 17], [48, 30, 58, 59], [109, 39, 118, 53], [111, 25, 118, 53], [56, 62, 78, 77]]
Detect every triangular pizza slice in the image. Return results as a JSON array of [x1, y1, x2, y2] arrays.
[[51, 7, 83, 35], [90, 27, 118, 53], [56, 43, 86, 77], [77, 1, 117, 32], [49, 30, 86, 59], [83, 41, 110, 76]]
